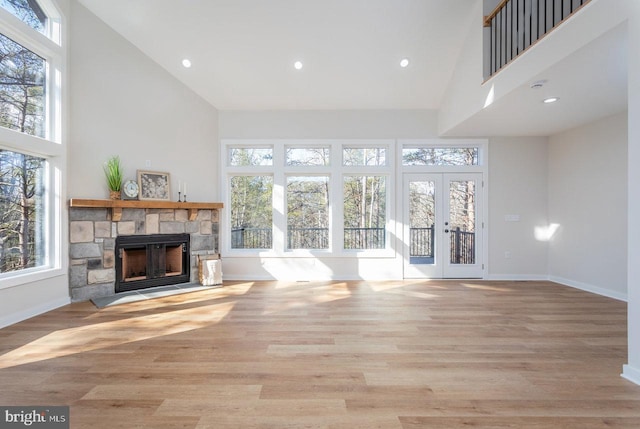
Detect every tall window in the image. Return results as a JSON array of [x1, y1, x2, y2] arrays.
[[0, 149, 46, 272], [343, 175, 386, 250], [230, 175, 273, 249], [287, 176, 329, 249], [0, 33, 46, 138], [0, 0, 62, 282]]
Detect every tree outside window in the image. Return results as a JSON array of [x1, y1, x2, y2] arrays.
[[0, 0, 47, 33], [0, 32, 46, 138], [0, 149, 45, 273], [343, 175, 386, 249], [230, 175, 273, 249], [287, 176, 329, 249]]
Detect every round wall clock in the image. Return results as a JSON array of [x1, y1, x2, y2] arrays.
[[123, 179, 139, 199]]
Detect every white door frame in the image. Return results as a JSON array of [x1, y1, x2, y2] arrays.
[[402, 173, 484, 279]]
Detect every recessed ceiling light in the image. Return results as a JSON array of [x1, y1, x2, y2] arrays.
[[294, 61, 303, 70], [543, 97, 559, 104], [400, 58, 409, 68], [182, 59, 192, 68]]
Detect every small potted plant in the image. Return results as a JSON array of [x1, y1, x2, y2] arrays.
[[103, 155, 123, 199]]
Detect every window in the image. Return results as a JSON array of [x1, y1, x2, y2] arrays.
[[0, 148, 46, 273], [402, 147, 479, 166], [286, 146, 330, 166], [343, 147, 387, 166], [228, 147, 272, 166], [0, 33, 46, 138], [230, 175, 273, 249], [343, 175, 386, 249], [0, 0, 47, 33], [287, 176, 329, 249], [0, 0, 62, 284], [224, 141, 393, 256]]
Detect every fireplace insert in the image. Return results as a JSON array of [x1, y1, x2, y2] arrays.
[[115, 233, 190, 293]]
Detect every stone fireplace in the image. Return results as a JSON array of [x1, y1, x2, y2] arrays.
[[69, 200, 221, 302]]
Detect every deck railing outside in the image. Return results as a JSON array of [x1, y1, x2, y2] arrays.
[[232, 227, 385, 250], [484, 0, 591, 78], [232, 226, 474, 263], [411, 226, 475, 265]]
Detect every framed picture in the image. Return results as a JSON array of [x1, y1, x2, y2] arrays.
[[137, 170, 171, 201]]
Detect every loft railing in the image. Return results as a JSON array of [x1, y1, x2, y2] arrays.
[[484, 0, 591, 78]]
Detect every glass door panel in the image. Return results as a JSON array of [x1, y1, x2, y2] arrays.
[[409, 180, 436, 265], [404, 173, 483, 279], [403, 174, 442, 278], [448, 179, 476, 265], [443, 174, 482, 278]]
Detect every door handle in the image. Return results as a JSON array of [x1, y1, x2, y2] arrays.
[[444, 229, 449, 233]]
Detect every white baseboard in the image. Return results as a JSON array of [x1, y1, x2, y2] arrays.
[[0, 296, 71, 329], [549, 276, 627, 302], [622, 364, 640, 386], [487, 274, 549, 281]]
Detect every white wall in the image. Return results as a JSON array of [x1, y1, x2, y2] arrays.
[[219, 110, 439, 140], [548, 112, 628, 300], [488, 137, 549, 279], [68, 2, 219, 202]]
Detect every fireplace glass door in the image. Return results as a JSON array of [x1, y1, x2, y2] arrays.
[[116, 234, 190, 292]]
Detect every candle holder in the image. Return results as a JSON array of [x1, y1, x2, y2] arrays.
[[183, 194, 187, 202], [177, 191, 182, 202]]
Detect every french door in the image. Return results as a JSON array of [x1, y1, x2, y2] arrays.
[[403, 173, 483, 278]]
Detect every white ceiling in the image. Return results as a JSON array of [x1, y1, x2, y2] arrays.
[[76, 0, 628, 136], [76, 0, 476, 111]]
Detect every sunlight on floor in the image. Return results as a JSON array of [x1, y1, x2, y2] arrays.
[[82, 282, 255, 319], [0, 300, 237, 370], [262, 282, 353, 315], [462, 282, 514, 292]]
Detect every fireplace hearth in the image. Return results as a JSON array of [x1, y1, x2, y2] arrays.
[[115, 233, 190, 293]]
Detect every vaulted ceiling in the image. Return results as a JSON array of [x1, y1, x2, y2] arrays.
[[76, 0, 475, 111], [76, 0, 627, 137]]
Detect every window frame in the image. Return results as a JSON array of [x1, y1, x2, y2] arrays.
[[228, 173, 274, 251], [0, 0, 64, 289], [222, 140, 395, 258], [399, 139, 485, 172]]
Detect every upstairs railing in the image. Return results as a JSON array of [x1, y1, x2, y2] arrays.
[[484, 0, 591, 78]]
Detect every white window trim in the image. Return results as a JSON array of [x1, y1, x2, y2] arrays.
[[222, 139, 396, 258], [397, 139, 490, 278], [0, 0, 65, 290]]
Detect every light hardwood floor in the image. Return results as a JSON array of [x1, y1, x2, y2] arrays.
[[1, 280, 639, 428]]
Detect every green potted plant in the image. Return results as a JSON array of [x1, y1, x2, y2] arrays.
[[103, 155, 123, 199]]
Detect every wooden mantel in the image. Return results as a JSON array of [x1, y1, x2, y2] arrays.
[[69, 198, 223, 221]]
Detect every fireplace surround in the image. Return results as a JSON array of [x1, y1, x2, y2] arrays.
[[69, 199, 222, 302]]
